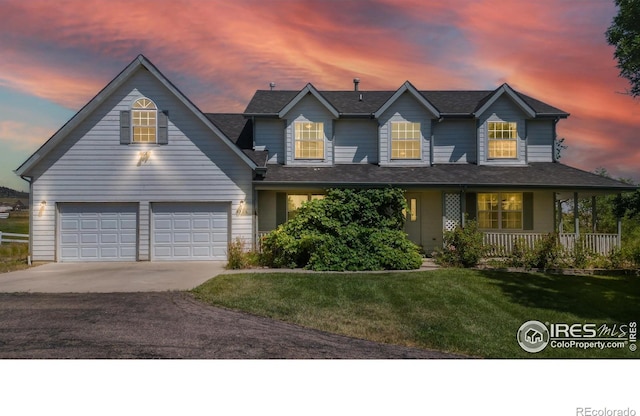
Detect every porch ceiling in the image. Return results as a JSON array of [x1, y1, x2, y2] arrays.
[[254, 163, 636, 193]]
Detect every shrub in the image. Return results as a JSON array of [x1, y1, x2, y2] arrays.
[[433, 220, 485, 268], [226, 237, 260, 269], [260, 188, 422, 271]]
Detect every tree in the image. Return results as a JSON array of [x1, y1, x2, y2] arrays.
[[606, 0, 640, 97]]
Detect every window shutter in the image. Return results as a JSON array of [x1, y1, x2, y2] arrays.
[[157, 110, 169, 145], [276, 192, 287, 226], [465, 192, 477, 222], [523, 192, 534, 230], [120, 110, 130, 144]]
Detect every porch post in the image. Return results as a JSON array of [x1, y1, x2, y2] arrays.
[[591, 196, 597, 233], [617, 193, 622, 247], [556, 197, 563, 234], [574, 192, 580, 237]]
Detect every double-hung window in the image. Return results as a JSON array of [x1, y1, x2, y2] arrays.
[[477, 192, 523, 230], [132, 98, 157, 143], [294, 122, 324, 159], [488, 121, 517, 159], [287, 194, 325, 219], [391, 122, 421, 159]]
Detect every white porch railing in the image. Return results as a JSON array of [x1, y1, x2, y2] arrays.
[[256, 231, 270, 252], [483, 232, 620, 257], [0, 231, 29, 244]]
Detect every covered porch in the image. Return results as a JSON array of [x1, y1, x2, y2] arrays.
[[481, 191, 622, 256]]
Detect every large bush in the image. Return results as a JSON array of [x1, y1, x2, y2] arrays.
[[261, 188, 423, 271]]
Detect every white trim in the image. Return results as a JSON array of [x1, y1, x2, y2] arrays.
[[474, 84, 536, 119], [278, 83, 339, 119], [374, 81, 440, 119]]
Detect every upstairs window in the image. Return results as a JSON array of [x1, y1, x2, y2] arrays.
[[488, 121, 517, 159], [391, 122, 421, 159], [294, 122, 324, 159], [132, 98, 157, 143], [477, 192, 523, 230]]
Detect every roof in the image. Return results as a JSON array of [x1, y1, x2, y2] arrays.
[[16, 55, 257, 177], [205, 113, 268, 167], [254, 163, 636, 192], [244, 85, 568, 117]]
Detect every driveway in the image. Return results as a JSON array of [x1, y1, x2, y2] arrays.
[[0, 261, 226, 293], [0, 291, 460, 358]]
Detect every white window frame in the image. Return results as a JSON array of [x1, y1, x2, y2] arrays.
[[477, 192, 523, 230], [391, 122, 421, 160], [294, 121, 324, 159], [132, 98, 158, 143], [487, 121, 517, 159]]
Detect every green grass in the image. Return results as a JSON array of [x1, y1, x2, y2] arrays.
[[0, 211, 30, 273], [191, 269, 640, 358], [0, 211, 29, 235], [0, 243, 29, 273]]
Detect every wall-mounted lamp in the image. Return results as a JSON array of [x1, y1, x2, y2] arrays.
[[138, 151, 151, 165], [236, 200, 247, 216], [38, 200, 46, 217]]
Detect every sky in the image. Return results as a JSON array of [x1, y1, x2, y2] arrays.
[[0, 0, 638, 192]]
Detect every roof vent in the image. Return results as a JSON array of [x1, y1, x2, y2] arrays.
[[353, 78, 360, 91], [269, 82, 276, 91]]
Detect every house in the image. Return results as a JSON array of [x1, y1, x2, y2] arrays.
[[15, 55, 636, 262]]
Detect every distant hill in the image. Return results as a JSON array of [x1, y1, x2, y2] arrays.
[[0, 186, 29, 199]]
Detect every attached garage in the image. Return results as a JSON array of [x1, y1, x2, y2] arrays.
[[151, 202, 229, 260], [59, 203, 138, 262]]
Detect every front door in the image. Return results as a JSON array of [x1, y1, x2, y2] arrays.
[[404, 193, 421, 247]]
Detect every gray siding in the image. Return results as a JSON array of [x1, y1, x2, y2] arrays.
[[527, 120, 554, 162], [478, 95, 527, 165], [282, 94, 334, 166], [334, 119, 378, 164], [432, 119, 477, 163], [29, 68, 253, 261], [378, 92, 432, 166], [255, 119, 285, 164]]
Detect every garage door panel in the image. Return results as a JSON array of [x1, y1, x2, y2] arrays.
[[152, 202, 228, 261], [59, 203, 137, 262]]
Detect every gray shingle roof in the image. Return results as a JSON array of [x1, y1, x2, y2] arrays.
[[205, 113, 268, 167], [243, 88, 568, 117], [254, 163, 636, 191]]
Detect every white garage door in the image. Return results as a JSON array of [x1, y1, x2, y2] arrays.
[[152, 203, 229, 260], [59, 203, 138, 262]]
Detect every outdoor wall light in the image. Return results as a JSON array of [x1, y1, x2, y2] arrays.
[[138, 151, 151, 165], [236, 200, 247, 216]]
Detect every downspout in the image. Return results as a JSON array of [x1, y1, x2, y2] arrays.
[[19, 175, 33, 265]]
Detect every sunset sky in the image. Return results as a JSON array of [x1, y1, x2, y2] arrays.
[[1, 0, 638, 192]]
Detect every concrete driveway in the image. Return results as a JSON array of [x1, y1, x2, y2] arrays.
[[0, 261, 226, 293]]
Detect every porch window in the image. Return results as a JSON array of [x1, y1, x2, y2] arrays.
[[391, 122, 421, 159], [132, 98, 157, 143], [488, 121, 517, 159], [295, 122, 324, 159], [477, 192, 523, 230], [287, 194, 325, 219]]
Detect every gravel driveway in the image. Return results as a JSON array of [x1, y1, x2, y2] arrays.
[[0, 292, 460, 359]]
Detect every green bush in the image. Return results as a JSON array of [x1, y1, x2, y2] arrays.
[[260, 188, 422, 271], [433, 220, 485, 268]]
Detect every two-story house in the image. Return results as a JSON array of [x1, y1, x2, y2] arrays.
[[15, 55, 635, 262]]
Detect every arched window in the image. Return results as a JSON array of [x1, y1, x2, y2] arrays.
[[132, 98, 157, 143]]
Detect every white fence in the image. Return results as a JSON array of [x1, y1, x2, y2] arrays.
[[0, 231, 29, 244], [483, 232, 619, 257]]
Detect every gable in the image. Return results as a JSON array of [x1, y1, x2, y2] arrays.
[[16, 55, 256, 177]]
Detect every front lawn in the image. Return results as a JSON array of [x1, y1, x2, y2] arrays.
[[191, 269, 639, 358]]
